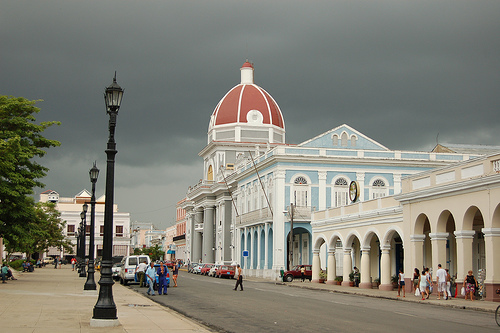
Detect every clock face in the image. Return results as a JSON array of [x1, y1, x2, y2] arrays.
[[349, 181, 359, 202]]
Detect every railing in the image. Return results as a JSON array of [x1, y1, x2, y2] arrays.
[[493, 159, 500, 173], [239, 208, 272, 224]]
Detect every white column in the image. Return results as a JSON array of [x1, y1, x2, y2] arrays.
[[257, 226, 262, 270], [356, 172, 365, 202], [273, 170, 286, 272], [264, 223, 269, 270], [430, 232, 449, 272], [379, 246, 392, 291], [454, 230, 475, 284], [482, 228, 500, 302], [359, 247, 371, 289], [318, 171, 327, 211], [342, 248, 352, 286], [326, 249, 337, 285], [410, 234, 425, 273], [312, 250, 321, 283]]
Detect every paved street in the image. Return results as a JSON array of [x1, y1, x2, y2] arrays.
[[130, 271, 499, 333], [0, 265, 212, 332]]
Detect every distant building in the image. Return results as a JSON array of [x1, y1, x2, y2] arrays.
[[173, 199, 187, 263], [39, 189, 131, 260]]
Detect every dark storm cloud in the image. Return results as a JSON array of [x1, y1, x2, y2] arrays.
[[2, 1, 499, 228]]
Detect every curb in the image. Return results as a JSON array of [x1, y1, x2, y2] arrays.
[[279, 282, 496, 313]]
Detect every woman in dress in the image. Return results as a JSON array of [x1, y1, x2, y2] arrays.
[[419, 270, 428, 300], [413, 268, 420, 294], [463, 270, 478, 301]]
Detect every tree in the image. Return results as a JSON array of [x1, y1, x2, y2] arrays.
[[4, 202, 73, 259], [0, 96, 60, 241]]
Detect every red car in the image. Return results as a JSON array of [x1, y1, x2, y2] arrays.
[[200, 263, 214, 275], [216, 265, 235, 279], [283, 265, 312, 282]]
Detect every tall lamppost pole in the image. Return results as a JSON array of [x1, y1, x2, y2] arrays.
[[79, 203, 88, 277], [93, 74, 123, 322], [85, 162, 99, 290]]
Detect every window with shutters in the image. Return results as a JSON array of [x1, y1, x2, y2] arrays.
[[333, 177, 349, 207]]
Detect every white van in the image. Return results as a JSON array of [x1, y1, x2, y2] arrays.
[[119, 255, 150, 285]]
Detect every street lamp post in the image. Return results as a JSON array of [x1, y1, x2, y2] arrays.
[[85, 162, 99, 290], [79, 203, 88, 277], [93, 73, 123, 322]]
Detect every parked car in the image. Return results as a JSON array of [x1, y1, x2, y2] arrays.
[[200, 263, 214, 275], [282, 265, 312, 282], [119, 255, 151, 285], [192, 263, 204, 274], [208, 264, 221, 277], [216, 265, 235, 279], [112, 262, 123, 280], [42, 257, 54, 265], [188, 263, 199, 273]]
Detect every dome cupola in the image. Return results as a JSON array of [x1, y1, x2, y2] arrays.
[[208, 61, 285, 144]]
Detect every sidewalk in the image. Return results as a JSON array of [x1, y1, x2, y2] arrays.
[[0, 265, 212, 333], [252, 277, 498, 313]]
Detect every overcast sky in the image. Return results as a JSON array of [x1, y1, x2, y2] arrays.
[[2, 1, 499, 229]]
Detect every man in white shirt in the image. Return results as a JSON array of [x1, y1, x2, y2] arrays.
[[135, 260, 148, 287], [435, 264, 447, 300]]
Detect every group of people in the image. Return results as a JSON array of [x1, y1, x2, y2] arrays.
[[410, 264, 478, 301], [135, 259, 182, 296]]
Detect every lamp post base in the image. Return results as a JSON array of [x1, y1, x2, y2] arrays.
[[90, 318, 120, 328]]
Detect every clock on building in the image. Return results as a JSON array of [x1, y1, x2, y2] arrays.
[[349, 181, 359, 203]]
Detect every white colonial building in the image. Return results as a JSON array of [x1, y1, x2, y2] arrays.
[[182, 61, 492, 283], [311, 153, 500, 302], [40, 190, 131, 260]]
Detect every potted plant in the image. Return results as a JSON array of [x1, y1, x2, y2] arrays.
[[349, 271, 355, 287], [319, 270, 327, 283], [335, 276, 343, 285], [373, 277, 380, 289], [391, 274, 399, 290]]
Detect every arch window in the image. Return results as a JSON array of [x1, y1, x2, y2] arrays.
[[333, 177, 349, 207], [341, 133, 348, 147], [350, 135, 357, 147], [371, 178, 388, 199], [293, 176, 309, 207], [332, 134, 339, 146], [207, 165, 213, 181]]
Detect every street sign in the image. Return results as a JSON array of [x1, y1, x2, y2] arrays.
[[242, 250, 249, 257]]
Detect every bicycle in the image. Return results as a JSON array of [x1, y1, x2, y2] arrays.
[[496, 289, 500, 327]]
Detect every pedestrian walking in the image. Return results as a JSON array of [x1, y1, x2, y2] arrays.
[[145, 262, 156, 296], [53, 257, 58, 269], [397, 268, 405, 297], [300, 265, 306, 282], [435, 264, 447, 300], [463, 270, 478, 301], [445, 269, 452, 300], [172, 260, 179, 287], [135, 260, 148, 287], [419, 270, 429, 300], [234, 264, 243, 291], [156, 261, 168, 295], [412, 268, 420, 294], [71, 258, 77, 271]]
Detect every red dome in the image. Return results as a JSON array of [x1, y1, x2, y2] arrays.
[[210, 62, 284, 130]]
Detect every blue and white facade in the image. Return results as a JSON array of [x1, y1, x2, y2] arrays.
[[183, 62, 480, 280]]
